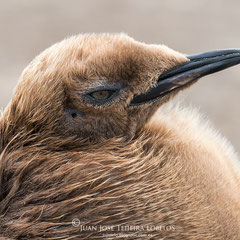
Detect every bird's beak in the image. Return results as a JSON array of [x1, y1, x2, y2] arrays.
[[130, 49, 240, 105]]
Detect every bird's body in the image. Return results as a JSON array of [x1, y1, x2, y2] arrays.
[[0, 34, 240, 239]]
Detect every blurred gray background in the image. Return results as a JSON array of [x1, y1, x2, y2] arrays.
[[0, 0, 239, 152]]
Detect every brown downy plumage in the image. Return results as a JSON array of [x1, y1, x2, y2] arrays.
[[0, 34, 240, 240]]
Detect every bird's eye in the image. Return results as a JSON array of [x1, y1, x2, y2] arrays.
[[89, 90, 115, 101]]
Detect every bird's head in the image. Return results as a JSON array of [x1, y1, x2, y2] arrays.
[[3, 33, 240, 145]]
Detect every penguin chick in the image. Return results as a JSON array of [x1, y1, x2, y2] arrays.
[[0, 33, 240, 240]]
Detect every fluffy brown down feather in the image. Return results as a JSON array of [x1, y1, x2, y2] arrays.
[[0, 34, 240, 239]]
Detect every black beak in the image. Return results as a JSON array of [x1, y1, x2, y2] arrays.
[[130, 49, 240, 105]]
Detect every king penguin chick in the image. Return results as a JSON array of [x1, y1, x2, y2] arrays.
[[0, 33, 240, 240]]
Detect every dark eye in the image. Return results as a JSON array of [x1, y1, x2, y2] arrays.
[[89, 90, 116, 101]]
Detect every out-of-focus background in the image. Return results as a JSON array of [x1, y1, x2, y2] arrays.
[[0, 0, 239, 151]]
